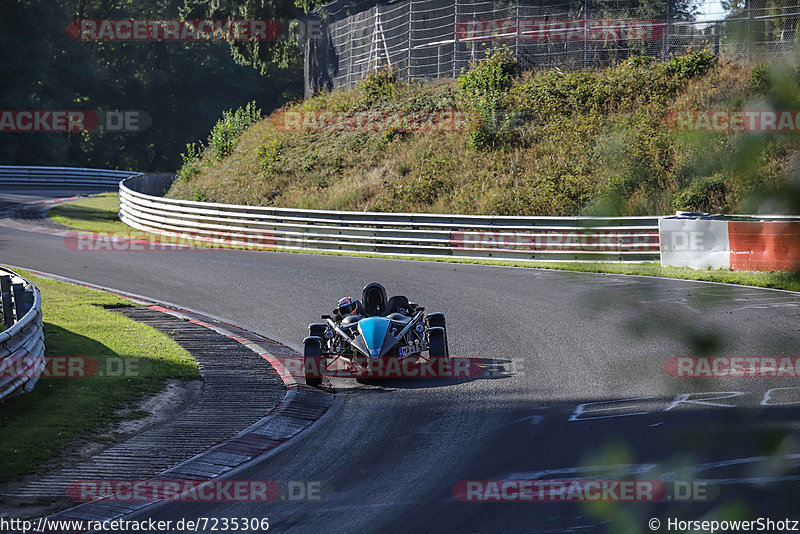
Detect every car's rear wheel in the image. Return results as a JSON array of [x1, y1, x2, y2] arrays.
[[428, 326, 448, 359], [304, 337, 323, 387]]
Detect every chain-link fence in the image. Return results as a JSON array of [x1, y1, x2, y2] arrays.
[[303, 0, 800, 95]]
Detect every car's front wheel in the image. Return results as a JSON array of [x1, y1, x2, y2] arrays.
[[303, 337, 323, 387], [428, 326, 448, 359]]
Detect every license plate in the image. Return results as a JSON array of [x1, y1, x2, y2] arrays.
[[399, 346, 420, 357]]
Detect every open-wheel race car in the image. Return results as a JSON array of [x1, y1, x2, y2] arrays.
[[303, 283, 448, 386]]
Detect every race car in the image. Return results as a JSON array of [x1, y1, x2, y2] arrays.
[[303, 283, 448, 386]]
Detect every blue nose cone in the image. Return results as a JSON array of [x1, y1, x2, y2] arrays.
[[358, 317, 390, 358]]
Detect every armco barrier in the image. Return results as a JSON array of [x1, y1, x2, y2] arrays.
[[4, 166, 797, 268], [119, 174, 661, 262], [0, 266, 45, 403], [0, 165, 137, 188], [660, 213, 800, 271]]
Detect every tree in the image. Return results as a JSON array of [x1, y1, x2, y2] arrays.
[[180, 0, 329, 74], [0, 0, 303, 170]]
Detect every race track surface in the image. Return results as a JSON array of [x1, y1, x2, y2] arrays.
[[2, 188, 800, 533]]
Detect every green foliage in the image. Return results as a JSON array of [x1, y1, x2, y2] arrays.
[[208, 102, 262, 161], [514, 56, 684, 120], [181, 0, 328, 74], [384, 156, 454, 207], [747, 64, 771, 94], [192, 187, 209, 202], [177, 143, 202, 182], [381, 126, 407, 144], [673, 174, 730, 213], [663, 50, 718, 80], [625, 55, 658, 67], [258, 138, 284, 176], [458, 49, 519, 150], [359, 67, 399, 103], [458, 49, 518, 112]]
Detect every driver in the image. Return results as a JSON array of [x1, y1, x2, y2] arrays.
[[337, 296, 358, 317]]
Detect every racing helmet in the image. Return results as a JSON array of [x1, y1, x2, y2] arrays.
[[337, 296, 357, 316], [362, 283, 388, 316]]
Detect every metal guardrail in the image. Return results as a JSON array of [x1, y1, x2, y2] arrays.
[[0, 266, 45, 403], [0, 166, 137, 188], [120, 174, 661, 262]]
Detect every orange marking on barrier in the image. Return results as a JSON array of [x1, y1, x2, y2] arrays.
[[728, 221, 800, 271]]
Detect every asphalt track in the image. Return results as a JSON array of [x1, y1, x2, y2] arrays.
[[2, 188, 800, 533]]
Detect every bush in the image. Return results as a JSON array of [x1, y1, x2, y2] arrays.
[[458, 49, 519, 150], [673, 174, 729, 213], [663, 50, 717, 81], [359, 67, 399, 103], [207, 101, 262, 161], [177, 142, 201, 182], [458, 49, 518, 112], [747, 64, 770, 94]]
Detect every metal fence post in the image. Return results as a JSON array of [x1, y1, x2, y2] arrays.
[[746, 0, 754, 54], [516, 0, 522, 64], [452, 0, 459, 78], [347, 15, 353, 87], [662, 0, 672, 60], [583, 0, 590, 68], [408, 0, 414, 81], [0, 275, 13, 327]]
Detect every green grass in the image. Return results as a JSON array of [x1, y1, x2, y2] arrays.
[[48, 194, 800, 293], [0, 268, 200, 481], [49, 193, 127, 233]]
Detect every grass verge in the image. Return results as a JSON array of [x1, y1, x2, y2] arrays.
[[49, 193, 126, 233], [0, 268, 200, 481], [48, 194, 800, 293]]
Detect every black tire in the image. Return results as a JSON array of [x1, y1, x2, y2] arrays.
[[426, 312, 446, 329], [428, 326, 448, 359], [304, 337, 323, 387], [426, 313, 448, 353], [309, 323, 327, 338]]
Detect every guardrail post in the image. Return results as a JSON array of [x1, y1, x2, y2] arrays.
[[0, 275, 13, 327], [11, 283, 28, 321], [22, 287, 34, 315]]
